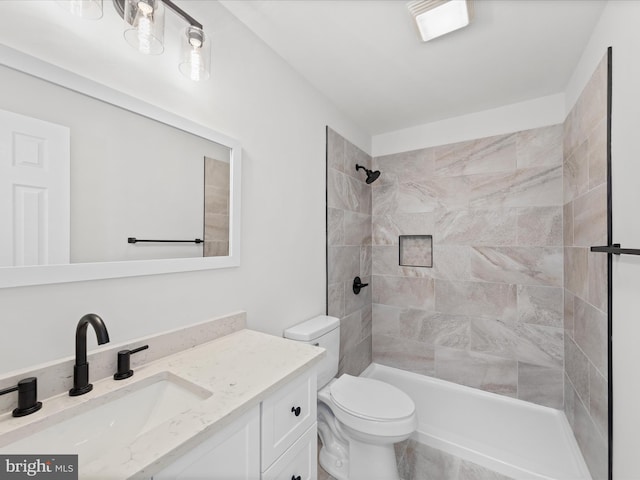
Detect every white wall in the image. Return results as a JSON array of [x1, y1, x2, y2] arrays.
[[565, 1, 640, 478], [372, 93, 565, 156], [0, 1, 369, 374]]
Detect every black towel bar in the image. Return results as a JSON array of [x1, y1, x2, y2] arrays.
[[590, 243, 640, 256], [128, 237, 203, 244]]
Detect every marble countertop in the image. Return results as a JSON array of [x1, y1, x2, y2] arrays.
[[0, 329, 324, 479]]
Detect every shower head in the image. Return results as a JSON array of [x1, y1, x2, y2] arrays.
[[355, 164, 381, 184]]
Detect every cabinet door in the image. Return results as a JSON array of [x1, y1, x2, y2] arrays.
[[261, 370, 317, 470], [153, 405, 260, 480]]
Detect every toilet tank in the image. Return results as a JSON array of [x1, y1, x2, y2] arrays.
[[283, 315, 340, 389]]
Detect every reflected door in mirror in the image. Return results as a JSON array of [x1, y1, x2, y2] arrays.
[[0, 109, 70, 267]]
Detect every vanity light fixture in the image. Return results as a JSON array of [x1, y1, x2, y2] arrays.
[[119, 0, 210, 80], [123, 0, 165, 55], [59, 0, 211, 81], [407, 0, 474, 42]]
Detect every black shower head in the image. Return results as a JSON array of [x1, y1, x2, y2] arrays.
[[355, 164, 381, 184]]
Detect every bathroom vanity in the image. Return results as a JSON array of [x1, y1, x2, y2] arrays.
[[0, 313, 323, 479]]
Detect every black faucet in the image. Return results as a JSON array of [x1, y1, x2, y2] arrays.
[[69, 314, 110, 396]]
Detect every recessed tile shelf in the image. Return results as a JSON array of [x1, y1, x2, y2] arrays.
[[399, 235, 433, 268]]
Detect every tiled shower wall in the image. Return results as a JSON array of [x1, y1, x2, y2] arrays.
[[563, 53, 608, 480], [370, 125, 565, 407], [326, 128, 373, 376]]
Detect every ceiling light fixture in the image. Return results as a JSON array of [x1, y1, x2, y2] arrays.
[[58, 0, 211, 81], [407, 0, 474, 42]]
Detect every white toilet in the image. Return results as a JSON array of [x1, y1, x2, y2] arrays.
[[283, 315, 417, 480]]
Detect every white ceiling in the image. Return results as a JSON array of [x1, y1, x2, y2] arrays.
[[219, 0, 606, 135]]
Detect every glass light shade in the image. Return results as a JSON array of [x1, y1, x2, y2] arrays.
[[179, 26, 211, 81], [57, 0, 103, 20], [123, 0, 165, 55]]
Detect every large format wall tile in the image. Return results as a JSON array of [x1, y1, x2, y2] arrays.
[[434, 133, 517, 177], [435, 280, 516, 320], [373, 275, 435, 310], [470, 247, 563, 287], [517, 285, 563, 328], [436, 208, 517, 245], [516, 206, 563, 246], [327, 129, 373, 377], [434, 346, 518, 396], [517, 362, 563, 408], [373, 334, 435, 375], [516, 124, 563, 169], [370, 125, 567, 409]]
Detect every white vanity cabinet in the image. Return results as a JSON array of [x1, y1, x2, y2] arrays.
[[153, 405, 261, 480], [152, 368, 317, 480]]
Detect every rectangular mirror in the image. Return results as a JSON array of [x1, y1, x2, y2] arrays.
[[0, 45, 241, 288]]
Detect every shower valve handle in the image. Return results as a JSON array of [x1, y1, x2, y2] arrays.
[[353, 276, 369, 295]]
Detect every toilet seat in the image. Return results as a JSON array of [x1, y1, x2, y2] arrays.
[[319, 375, 418, 439], [330, 375, 415, 421]]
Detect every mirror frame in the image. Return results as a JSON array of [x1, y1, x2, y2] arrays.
[[0, 45, 242, 288]]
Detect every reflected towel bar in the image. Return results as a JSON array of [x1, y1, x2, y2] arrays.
[[128, 237, 203, 244], [590, 243, 640, 256]]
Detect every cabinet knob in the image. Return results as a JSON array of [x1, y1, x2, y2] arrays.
[[291, 406, 301, 417], [291, 476, 301, 480]]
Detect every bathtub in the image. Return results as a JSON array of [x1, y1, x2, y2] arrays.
[[361, 363, 592, 480]]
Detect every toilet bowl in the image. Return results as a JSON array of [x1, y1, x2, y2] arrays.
[[283, 315, 417, 480]]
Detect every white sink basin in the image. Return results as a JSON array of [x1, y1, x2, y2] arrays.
[[1, 373, 211, 464]]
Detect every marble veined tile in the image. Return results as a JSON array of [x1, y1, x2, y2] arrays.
[[564, 247, 588, 299], [396, 181, 440, 213], [327, 127, 346, 174], [574, 297, 607, 376], [372, 212, 434, 246], [470, 247, 563, 287], [431, 245, 472, 281], [327, 208, 344, 246], [564, 201, 574, 246], [373, 275, 435, 310], [588, 250, 607, 313], [563, 140, 589, 204], [573, 183, 607, 247], [373, 334, 434, 375], [327, 169, 371, 214], [517, 362, 563, 408], [372, 182, 397, 215], [517, 285, 563, 328], [434, 133, 517, 177], [435, 280, 516, 320], [419, 313, 471, 349], [565, 335, 589, 406], [372, 246, 434, 278], [327, 246, 360, 284], [469, 166, 562, 208], [435, 346, 517, 396], [343, 210, 371, 246], [516, 124, 563, 169], [470, 318, 563, 368], [588, 117, 607, 190], [516, 206, 562, 246], [374, 147, 434, 184], [436, 208, 517, 245]]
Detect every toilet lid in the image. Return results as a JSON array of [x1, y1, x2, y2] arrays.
[[330, 375, 415, 421]]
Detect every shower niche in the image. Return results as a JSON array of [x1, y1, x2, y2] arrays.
[[399, 235, 433, 268]]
